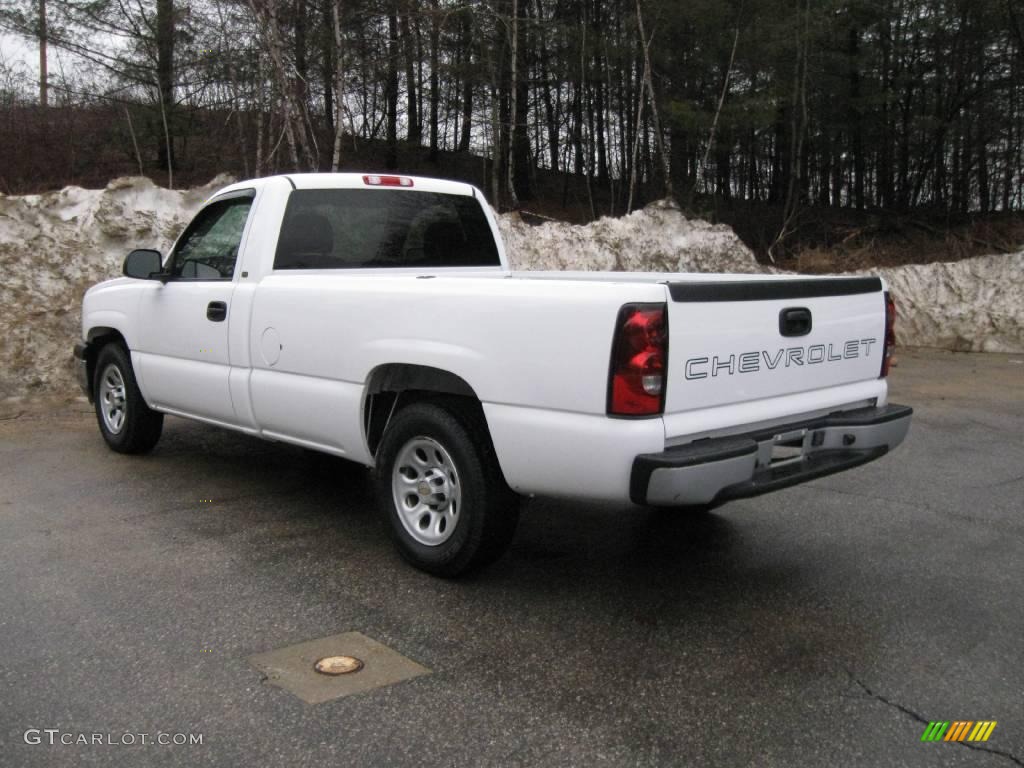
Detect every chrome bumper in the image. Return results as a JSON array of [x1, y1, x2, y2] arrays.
[[631, 404, 913, 507]]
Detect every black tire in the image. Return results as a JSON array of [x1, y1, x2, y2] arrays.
[[373, 399, 519, 577], [93, 343, 164, 454]]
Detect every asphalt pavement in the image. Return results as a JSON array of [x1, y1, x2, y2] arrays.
[[1, 348, 1022, 767]]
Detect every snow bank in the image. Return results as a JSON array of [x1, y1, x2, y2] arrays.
[[0, 176, 230, 398], [498, 200, 765, 275], [501, 202, 1024, 354], [876, 254, 1024, 353], [0, 181, 1019, 399]]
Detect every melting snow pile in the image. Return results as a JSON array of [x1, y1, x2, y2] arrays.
[[877, 255, 1024, 353], [0, 179, 1020, 399], [498, 200, 764, 275]]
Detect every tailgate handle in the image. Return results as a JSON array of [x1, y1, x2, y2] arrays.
[[779, 307, 812, 337]]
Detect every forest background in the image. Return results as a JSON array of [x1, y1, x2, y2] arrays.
[[1, 0, 1022, 265]]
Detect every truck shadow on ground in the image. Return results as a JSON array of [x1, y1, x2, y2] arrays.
[[154, 417, 753, 582], [149, 417, 810, 594], [143, 418, 876, 675]]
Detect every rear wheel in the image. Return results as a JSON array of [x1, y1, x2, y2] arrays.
[[93, 343, 163, 454], [373, 400, 519, 577]]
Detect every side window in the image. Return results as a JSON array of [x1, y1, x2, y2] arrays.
[[170, 194, 253, 279]]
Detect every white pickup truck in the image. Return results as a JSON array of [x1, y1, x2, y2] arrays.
[[75, 173, 911, 575]]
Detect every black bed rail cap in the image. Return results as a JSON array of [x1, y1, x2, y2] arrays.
[[667, 276, 882, 302]]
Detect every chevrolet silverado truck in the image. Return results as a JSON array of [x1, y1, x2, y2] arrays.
[[74, 173, 912, 576]]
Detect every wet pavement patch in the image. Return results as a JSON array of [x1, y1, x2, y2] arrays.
[[249, 631, 430, 704]]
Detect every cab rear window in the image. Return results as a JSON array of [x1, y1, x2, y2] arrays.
[[273, 188, 500, 270]]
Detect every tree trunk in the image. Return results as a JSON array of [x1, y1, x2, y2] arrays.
[[627, 36, 647, 213], [592, 0, 608, 181], [401, 3, 421, 144], [511, 0, 532, 200], [770, 0, 810, 262], [770, 108, 786, 204], [124, 104, 144, 176], [507, 0, 520, 206], [250, 0, 315, 170], [975, 106, 990, 213], [322, 0, 334, 134], [571, 33, 584, 178], [156, 0, 175, 172], [878, 8, 895, 208], [635, 0, 671, 198], [38, 0, 48, 107], [428, 0, 440, 159], [848, 25, 865, 210], [386, 7, 399, 168], [255, 53, 265, 176], [458, 12, 473, 152], [535, 0, 558, 170], [331, 0, 346, 171], [691, 23, 739, 206], [897, 98, 911, 208], [294, 0, 308, 110]]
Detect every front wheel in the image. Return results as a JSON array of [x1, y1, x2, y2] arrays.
[[93, 343, 163, 454], [373, 400, 519, 577]]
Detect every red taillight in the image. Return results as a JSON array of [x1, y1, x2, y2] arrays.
[[608, 303, 667, 416], [363, 174, 414, 187], [880, 291, 896, 378]]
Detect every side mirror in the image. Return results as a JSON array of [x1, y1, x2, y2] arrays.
[[123, 249, 165, 281]]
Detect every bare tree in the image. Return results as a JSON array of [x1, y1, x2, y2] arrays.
[[507, 0, 519, 207], [331, 0, 345, 171], [155, 0, 175, 173], [635, 0, 671, 199], [690, 23, 741, 206], [248, 0, 318, 171], [38, 0, 47, 106], [769, 0, 811, 262]]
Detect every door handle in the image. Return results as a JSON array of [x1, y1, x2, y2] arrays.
[[207, 301, 227, 322]]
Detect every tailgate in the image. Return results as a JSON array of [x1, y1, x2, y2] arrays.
[[664, 276, 886, 417]]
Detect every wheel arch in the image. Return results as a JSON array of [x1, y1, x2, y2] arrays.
[[82, 327, 130, 401], [362, 363, 484, 458]]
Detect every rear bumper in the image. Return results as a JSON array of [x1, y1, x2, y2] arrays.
[[631, 404, 912, 507], [73, 341, 92, 400]]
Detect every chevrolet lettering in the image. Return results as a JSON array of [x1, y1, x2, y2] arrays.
[[685, 338, 879, 380]]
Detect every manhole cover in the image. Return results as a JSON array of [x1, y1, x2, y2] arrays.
[[251, 632, 429, 704], [314, 655, 364, 676]]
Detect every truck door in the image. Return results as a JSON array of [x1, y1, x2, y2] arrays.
[[134, 190, 255, 424]]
